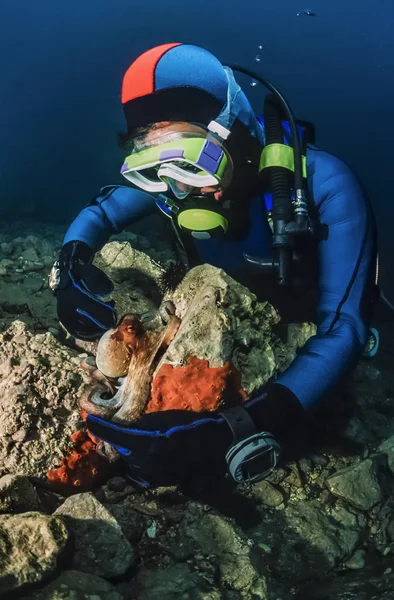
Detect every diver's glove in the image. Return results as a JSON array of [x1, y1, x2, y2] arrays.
[[53, 240, 117, 340], [87, 409, 233, 487], [86, 383, 305, 487]]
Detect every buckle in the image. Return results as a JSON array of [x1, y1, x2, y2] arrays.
[[48, 261, 61, 294], [225, 431, 281, 484]]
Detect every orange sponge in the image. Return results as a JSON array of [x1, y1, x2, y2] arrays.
[[47, 429, 107, 494], [147, 356, 247, 413]]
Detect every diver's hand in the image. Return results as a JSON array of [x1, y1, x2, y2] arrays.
[[86, 385, 305, 487], [86, 410, 234, 487], [55, 241, 117, 340]]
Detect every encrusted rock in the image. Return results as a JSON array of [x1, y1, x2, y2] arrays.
[[387, 519, 394, 542], [340, 415, 377, 445], [21, 248, 39, 262], [104, 496, 145, 543], [0, 224, 393, 600], [107, 476, 127, 492], [378, 436, 394, 474], [252, 501, 363, 582], [345, 548, 366, 570], [94, 240, 165, 317], [161, 264, 315, 393], [54, 492, 135, 578], [251, 480, 285, 508], [325, 458, 382, 510], [298, 566, 394, 599], [0, 511, 68, 595], [0, 321, 84, 478], [19, 570, 123, 600], [0, 474, 42, 513], [128, 563, 222, 600], [181, 505, 269, 594]]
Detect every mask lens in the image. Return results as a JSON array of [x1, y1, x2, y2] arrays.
[[163, 176, 195, 200], [138, 165, 161, 181]]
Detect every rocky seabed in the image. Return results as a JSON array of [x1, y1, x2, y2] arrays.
[[0, 220, 394, 599]]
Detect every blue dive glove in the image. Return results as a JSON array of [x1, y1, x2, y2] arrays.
[[54, 240, 117, 340], [87, 409, 233, 487], [86, 384, 306, 487]]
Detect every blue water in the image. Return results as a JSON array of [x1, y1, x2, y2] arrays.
[[0, 0, 393, 294]]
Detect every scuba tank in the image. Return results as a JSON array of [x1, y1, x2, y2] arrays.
[[224, 63, 326, 288]]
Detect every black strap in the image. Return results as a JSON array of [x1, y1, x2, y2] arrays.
[[219, 406, 257, 442]]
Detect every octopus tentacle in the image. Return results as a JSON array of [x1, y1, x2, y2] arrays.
[[78, 301, 181, 426], [79, 382, 123, 419], [112, 312, 180, 424]]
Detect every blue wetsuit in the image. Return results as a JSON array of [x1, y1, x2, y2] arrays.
[[64, 145, 377, 414]]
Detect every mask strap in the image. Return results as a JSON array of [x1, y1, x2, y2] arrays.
[[208, 67, 242, 141]]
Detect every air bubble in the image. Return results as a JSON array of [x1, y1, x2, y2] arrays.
[[255, 54, 261, 63], [297, 8, 316, 16], [250, 80, 257, 87]]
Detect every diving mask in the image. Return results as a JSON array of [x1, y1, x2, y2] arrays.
[[120, 129, 234, 199]]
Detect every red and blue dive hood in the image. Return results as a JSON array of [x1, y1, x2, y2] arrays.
[[121, 42, 261, 139]]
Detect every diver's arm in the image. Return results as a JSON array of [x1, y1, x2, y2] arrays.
[[62, 185, 157, 252], [273, 151, 377, 410], [245, 152, 377, 439]]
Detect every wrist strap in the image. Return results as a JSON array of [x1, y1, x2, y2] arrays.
[[219, 406, 256, 442], [60, 241, 94, 270]]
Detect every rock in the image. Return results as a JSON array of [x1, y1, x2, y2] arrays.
[[0, 321, 84, 478], [182, 506, 269, 594], [0, 258, 13, 269], [138, 235, 151, 250], [285, 462, 304, 489], [341, 415, 377, 445], [0, 474, 42, 513], [25, 235, 56, 260], [54, 492, 135, 578], [94, 241, 163, 316], [252, 501, 363, 582], [325, 458, 382, 510], [252, 480, 285, 507], [25, 261, 45, 272], [8, 272, 24, 283], [163, 264, 314, 394], [345, 548, 366, 570], [0, 242, 13, 256], [386, 519, 394, 542], [378, 436, 394, 474], [93, 252, 315, 402], [20, 248, 39, 262], [129, 563, 222, 600], [104, 497, 145, 543], [23, 274, 44, 294], [19, 570, 124, 600], [0, 280, 30, 313], [107, 476, 127, 492], [0, 281, 58, 329], [0, 511, 68, 595], [298, 566, 394, 599]]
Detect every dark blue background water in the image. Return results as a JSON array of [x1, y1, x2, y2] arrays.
[[0, 0, 393, 294]]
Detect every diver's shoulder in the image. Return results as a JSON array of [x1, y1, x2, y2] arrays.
[[98, 184, 151, 201], [306, 145, 356, 179]]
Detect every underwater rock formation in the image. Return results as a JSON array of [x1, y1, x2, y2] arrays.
[[79, 260, 314, 436], [0, 229, 394, 599], [0, 320, 84, 478]]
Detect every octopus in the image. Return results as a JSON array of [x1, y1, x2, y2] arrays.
[[79, 301, 181, 426]]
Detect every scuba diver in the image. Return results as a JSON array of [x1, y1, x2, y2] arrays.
[[51, 43, 379, 488]]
